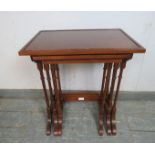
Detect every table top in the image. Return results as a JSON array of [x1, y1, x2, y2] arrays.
[[19, 29, 145, 56]]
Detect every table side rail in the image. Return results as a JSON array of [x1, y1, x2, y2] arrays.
[[31, 54, 133, 64]]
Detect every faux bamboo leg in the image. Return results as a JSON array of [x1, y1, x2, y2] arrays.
[[55, 65, 63, 110], [98, 63, 108, 136], [54, 64, 63, 135], [44, 64, 54, 110], [37, 62, 51, 135], [44, 64, 55, 133], [51, 64, 63, 136], [108, 63, 119, 135], [104, 63, 113, 135], [111, 61, 126, 135]]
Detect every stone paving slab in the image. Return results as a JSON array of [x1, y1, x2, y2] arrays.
[[132, 132, 155, 143], [117, 100, 155, 115], [0, 112, 31, 128], [128, 116, 155, 132], [0, 99, 45, 112]]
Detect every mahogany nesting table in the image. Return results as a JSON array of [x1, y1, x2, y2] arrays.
[[18, 29, 145, 136]]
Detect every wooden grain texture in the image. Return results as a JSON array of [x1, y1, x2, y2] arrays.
[[19, 29, 145, 56]]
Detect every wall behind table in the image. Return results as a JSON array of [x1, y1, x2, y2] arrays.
[[0, 11, 155, 91]]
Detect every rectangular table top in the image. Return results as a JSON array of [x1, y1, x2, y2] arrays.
[[19, 29, 145, 56]]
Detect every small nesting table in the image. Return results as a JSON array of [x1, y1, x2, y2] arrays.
[[19, 29, 145, 136]]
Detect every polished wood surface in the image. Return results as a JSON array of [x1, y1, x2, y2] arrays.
[[18, 29, 145, 137], [19, 29, 145, 56]]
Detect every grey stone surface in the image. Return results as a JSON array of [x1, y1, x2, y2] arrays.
[[132, 132, 155, 143], [0, 90, 155, 143]]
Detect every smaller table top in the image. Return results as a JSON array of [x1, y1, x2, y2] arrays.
[[19, 29, 145, 56]]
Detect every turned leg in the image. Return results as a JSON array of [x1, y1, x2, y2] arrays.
[[44, 64, 55, 131], [99, 63, 113, 136], [55, 65, 63, 110], [50, 64, 63, 136], [104, 63, 113, 135], [111, 61, 126, 135], [98, 64, 108, 136], [108, 63, 119, 135], [37, 62, 51, 135]]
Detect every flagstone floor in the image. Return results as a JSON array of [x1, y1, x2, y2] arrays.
[[0, 91, 155, 143]]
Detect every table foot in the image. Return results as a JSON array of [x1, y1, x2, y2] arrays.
[[53, 109, 58, 135], [56, 115, 63, 136], [53, 115, 62, 136], [111, 109, 117, 135], [53, 122, 62, 136], [98, 128, 104, 136], [111, 124, 117, 135], [53, 127, 62, 136], [98, 106, 104, 136], [106, 119, 112, 135], [98, 122, 104, 136], [98, 99, 104, 136], [105, 108, 112, 135], [46, 120, 52, 136]]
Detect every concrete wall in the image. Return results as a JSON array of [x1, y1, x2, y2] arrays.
[[0, 11, 155, 91]]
